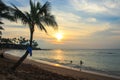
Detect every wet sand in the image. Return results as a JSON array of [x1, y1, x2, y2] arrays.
[[0, 50, 119, 80]]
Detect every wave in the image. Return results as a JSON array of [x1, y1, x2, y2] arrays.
[[33, 57, 120, 77]]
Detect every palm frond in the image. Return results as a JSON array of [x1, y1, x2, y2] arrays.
[[36, 21, 47, 33], [0, 26, 4, 30], [0, 0, 9, 11], [39, 1, 51, 15], [30, 0, 34, 12], [0, 12, 15, 21], [0, 0, 15, 22], [36, 2, 41, 9], [41, 14, 58, 29], [12, 4, 29, 25], [25, 12, 33, 29], [0, 31, 2, 35], [0, 21, 4, 24]]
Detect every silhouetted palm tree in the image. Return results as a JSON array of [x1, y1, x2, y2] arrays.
[[0, 0, 7, 37], [11, 0, 58, 71], [0, 0, 15, 59], [0, 0, 15, 40]]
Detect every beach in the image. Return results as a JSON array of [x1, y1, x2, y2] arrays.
[[0, 50, 119, 80]]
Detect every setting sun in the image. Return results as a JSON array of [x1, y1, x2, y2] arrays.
[[55, 32, 63, 41]]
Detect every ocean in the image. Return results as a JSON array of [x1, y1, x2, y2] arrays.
[[5, 49, 120, 77]]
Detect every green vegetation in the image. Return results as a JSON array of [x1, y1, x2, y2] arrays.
[[0, 36, 39, 49]]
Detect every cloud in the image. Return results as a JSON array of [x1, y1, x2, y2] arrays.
[[70, 0, 120, 16], [2, 19, 27, 28], [53, 10, 81, 23], [4, 0, 29, 7], [103, 0, 120, 16], [86, 17, 97, 22], [103, 0, 120, 9], [52, 10, 82, 31], [3, 26, 29, 38], [92, 22, 120, 37], [70, 0, 107, 13]]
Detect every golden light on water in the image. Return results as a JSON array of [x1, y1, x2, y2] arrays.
[[54, 64, 61, 67], [54, 49, 64, 61]]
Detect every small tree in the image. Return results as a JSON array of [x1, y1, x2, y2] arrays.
[[18, 36, 29, 45]]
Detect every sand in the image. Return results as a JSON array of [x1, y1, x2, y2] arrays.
[[0, 50, 120, 80]]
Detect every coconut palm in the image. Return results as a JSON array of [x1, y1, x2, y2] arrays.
[[11, 0, 58, 71], [0, 0, 14, 57], [0, 0, 15, 40], [0, 0, 6, 37], [0, 0, 15, 58]]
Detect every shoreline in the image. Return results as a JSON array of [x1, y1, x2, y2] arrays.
[[3, 52, 120, 80], [32, 58, 120, 79], [35, 58, 120, 78]]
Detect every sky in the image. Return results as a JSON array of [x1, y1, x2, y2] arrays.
[[2, 0, 120, 49]]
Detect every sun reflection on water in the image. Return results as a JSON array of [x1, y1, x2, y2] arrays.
[[53, 49, 64, 61], [54, 64, 61, 67]]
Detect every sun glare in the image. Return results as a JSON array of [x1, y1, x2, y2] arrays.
[[55, 32, 63, 41]]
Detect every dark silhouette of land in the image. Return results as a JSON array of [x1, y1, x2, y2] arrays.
[[0, 43, 41, 50]]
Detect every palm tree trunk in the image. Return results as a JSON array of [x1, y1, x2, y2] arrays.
[[0, 49, 4, 58], [11, 30, 34, 71], [11, 50, 29, 71], [30, 29, 33, 47]]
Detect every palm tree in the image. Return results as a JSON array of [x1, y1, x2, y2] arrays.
[[0, 0, 15, 41], [0, 0, 15, 58], [11, 0, 58, 71], [0, 0, 6, 39], [0, 0, 5, 39]]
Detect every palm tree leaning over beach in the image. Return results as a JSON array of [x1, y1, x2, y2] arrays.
[[0, 0, 15, 57], [11, 0, 58, 71]]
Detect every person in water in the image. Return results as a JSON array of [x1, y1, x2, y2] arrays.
[[80, 60, 83, 71], [70, 60, 73, 64]]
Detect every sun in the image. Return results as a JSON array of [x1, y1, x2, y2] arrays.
[[55, 32, 63, 41]]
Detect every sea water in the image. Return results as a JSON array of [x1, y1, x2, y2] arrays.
[[5, 49, 120, 77]]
